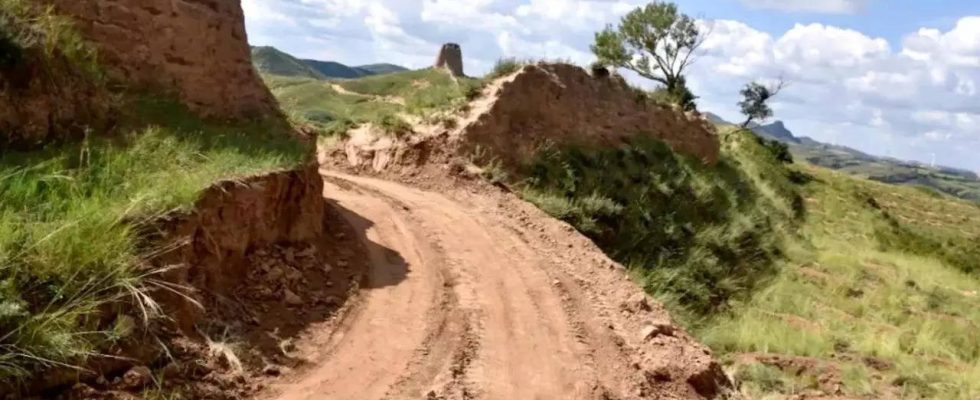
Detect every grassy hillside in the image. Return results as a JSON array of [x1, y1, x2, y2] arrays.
[[1, 9, 309, 383], [250, 46, 323, 79], [265, 68, 480, 135], [301, 59, 371, 79], [508, 120, 979, 399], [705, 164, 980, 399], [251, 46, 408, 80], [717, 115, 980, 204], [0, 96, 308, 381], [357, 63, 409, 75], [518, 127, 801, 318]]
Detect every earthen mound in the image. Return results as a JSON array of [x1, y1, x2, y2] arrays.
[[41, 0, 275, 118], [461, 63, 720, 168], [336, 62, 720, 175]]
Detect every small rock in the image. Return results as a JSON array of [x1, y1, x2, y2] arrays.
[[266, 266, 284, 280], [285, 267, 303, 281], [161, 362, 182, 379], [621, 294, 652, 313], [284, 289, 303, 306], [337, 260, 349, 268], [335, 232, 346, 239], [262, 364, 281, 376], [322, 263, 334, 273], [297, 246, 317, 258], [640, 323, 675, 340], [324, 295, 342, 306], [121, 365, 152, 390], [284, 247, 296, 263]]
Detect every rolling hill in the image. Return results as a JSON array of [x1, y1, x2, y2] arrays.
[[251, 46, 408, 79], [706, 113, 980, 202], [250, 46, 324, 79]]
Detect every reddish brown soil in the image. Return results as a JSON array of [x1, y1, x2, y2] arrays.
[[250, 171, 728, 400]]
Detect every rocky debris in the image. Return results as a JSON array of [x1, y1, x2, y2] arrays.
[[621, 293, 652, 313], [434, 43, 465, 77], [640, 322, 675, 340], [148, 165, 325, 334], [42, 0, 275, 118], [119, 366, 152, 390]]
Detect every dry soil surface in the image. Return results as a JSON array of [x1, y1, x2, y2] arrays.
[[258, 171, 725, 400]]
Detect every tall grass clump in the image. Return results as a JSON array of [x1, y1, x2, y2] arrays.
[[0, 0, 102, 81], [519, 129, 800, 319], [0, 96, 307, 382], [485, 57, 527, 80]]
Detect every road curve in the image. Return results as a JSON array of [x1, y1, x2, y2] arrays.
[[262, 171, 724, 400]]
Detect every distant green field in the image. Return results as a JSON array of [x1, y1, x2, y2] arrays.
[[264, 68, 481, 136]]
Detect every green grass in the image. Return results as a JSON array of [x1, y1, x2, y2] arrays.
[[518, 128, 800, 319], [336, 68, 482, 116], [485, 57, 528, 80], [265, 68, 482, 137], [0, 0, 102, 79], [700, 165, 980, 399], [0, 96, 308, 382], [510, 121, 980, 398], [265, 75, 402, 135]]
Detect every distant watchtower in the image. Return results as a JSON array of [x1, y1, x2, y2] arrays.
[[434, 43, 464, 77]]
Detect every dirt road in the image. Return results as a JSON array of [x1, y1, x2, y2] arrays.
[[261, 172, 726, 400]]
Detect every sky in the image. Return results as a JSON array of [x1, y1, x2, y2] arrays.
[[243, 0, 980, 172]]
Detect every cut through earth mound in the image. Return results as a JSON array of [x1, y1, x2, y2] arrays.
[[323, 62, 721, 176]]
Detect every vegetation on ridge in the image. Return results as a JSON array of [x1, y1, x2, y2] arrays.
[[519, 127, 801, 319], [0, 96, 307, 381]]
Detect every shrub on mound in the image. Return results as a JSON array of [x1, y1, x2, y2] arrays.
[[519, 129, 801, 318]]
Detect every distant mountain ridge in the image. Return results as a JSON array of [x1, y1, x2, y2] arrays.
[[250, 46, 408, 79], [705, 112, 980, 202]]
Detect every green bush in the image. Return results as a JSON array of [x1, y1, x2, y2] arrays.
[[519, 131, 797, 317], [486, 57, 525, 80]]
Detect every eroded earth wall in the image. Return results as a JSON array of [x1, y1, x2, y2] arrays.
[[464, 63, 720, 168], [44, 0, 275, 117]]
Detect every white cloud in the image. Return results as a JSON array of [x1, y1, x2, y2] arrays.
[[739, 0, 870, 14], [240, 1, 980, 171]]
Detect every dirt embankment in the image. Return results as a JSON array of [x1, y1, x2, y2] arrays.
[[253, 172, 729, 400], [461, 63, 720, 167], [41, 0, 275, 117], [338, 63, 720, 175]]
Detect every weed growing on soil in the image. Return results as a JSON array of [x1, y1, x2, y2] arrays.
[[0, 96, 307, 382], [337, 68, 481, 116], [0, 0, 102, 79], [702, 165, 980, 399], [485, 58, 528, 80], [520, 129, 800, 318], [266, 69, 479, 135]]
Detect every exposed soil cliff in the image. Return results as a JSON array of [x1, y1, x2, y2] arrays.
[[461, 63, 720, 168], [42, 0, 275, 117], [147, 164, 326, 331], [337, 63, 720, 175]]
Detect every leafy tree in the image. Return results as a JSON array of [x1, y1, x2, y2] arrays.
[[591, 1, 706, 109], [738, 79, 785, 128]]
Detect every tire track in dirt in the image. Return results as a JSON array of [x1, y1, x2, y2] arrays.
[[263, 171, 726, 400], [264, 178, 459, 400]]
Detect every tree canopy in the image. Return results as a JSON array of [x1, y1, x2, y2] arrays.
[[738, 79, 785, 128], [591, 1, 706, 110]]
